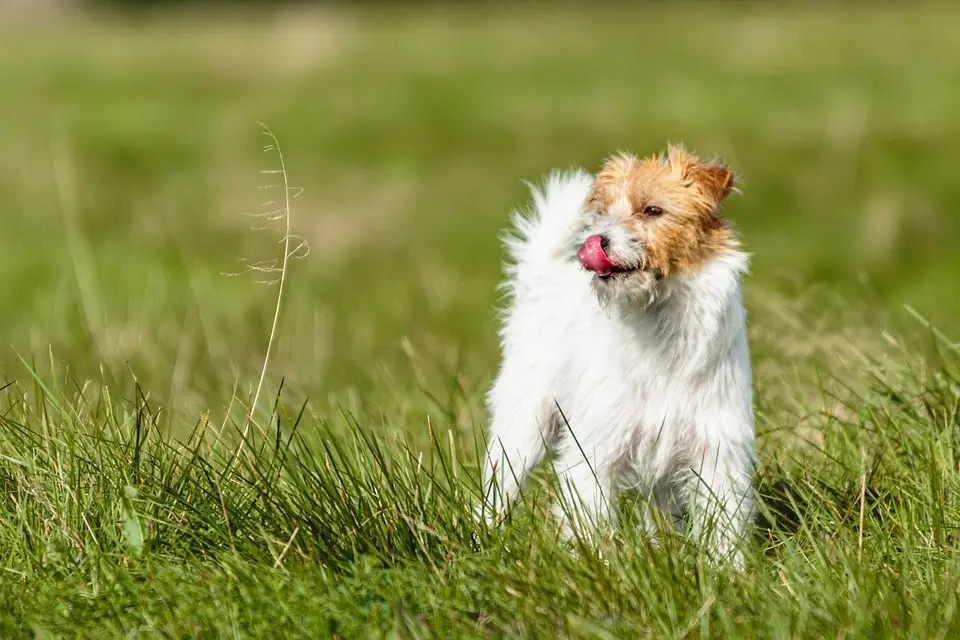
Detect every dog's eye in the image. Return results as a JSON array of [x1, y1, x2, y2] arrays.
[[643, 205, 665, 217]]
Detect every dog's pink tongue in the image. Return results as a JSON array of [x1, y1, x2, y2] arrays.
[[577, 234, 616, 275]]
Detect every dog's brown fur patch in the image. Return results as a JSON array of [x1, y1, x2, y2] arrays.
[[587, 145, 738, 278]]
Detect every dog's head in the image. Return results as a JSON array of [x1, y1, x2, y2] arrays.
[[576, 145, 739, 305]]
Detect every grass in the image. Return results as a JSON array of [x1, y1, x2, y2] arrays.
[[1, 2, 960, 637]]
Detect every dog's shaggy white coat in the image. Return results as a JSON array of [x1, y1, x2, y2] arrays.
[[479, 165, 755, 564]]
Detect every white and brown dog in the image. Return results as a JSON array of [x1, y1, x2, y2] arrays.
[[480, 145, 754, 565]]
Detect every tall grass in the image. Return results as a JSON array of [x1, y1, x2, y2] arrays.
[[2, 309, 959, 636], [2, 3, 960, 637]]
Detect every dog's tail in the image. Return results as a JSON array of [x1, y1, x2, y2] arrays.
[[501, 169, 594, 283]]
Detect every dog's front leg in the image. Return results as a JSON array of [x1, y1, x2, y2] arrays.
[[478, 376, 554, 524], [687, 435, 754, 568], [552, 445, 620, 543]]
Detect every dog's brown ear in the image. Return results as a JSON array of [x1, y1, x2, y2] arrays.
[[689, 162, 735, 202], [595, 152, 636, 187], [666, 145, 735, 202]]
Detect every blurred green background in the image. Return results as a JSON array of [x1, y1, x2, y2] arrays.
[[1, 1, 957, 433]]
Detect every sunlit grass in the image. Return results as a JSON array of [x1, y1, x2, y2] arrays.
[[1, 3, 959, 637]]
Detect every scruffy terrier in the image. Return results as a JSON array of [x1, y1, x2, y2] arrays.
[[479, 145, 754, 565]]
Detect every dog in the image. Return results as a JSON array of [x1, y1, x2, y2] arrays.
[[478, 145, 754, 565]]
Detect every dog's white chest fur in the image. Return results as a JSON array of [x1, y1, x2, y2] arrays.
[[480, 170, 755, 564]]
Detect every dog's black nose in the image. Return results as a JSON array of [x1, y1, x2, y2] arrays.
[[598, 234, 611, 251]]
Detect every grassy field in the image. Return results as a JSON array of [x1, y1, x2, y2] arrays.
[[2, 3, 960, 637]]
